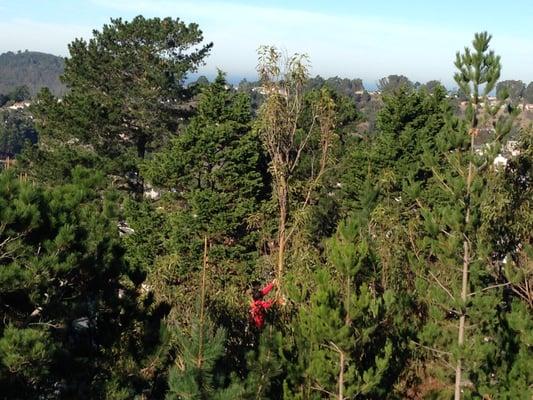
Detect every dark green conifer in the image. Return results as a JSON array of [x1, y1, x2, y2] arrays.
[[0, 167, 127, 398]]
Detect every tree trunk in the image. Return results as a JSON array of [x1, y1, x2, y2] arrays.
[[455, 197, 471, 400], [338, 349, 344, 400], [276, 176, 287, 295], [454, 103, 477, 400], [454, 238, 468, 400], [197, 237, 209, 369], [136, 132, 147, 159], [134, 133, 147, 197]]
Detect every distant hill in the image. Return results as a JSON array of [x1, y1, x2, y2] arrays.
[[0, 50, 65, 97]]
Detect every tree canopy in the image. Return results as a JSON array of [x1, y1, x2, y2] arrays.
[[1, 20, 531, 400], [31, 16, 213, 184]]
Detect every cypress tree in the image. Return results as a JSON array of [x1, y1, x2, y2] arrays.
[[143, 71, 266, 312]]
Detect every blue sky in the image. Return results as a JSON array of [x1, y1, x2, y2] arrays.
[[1, 0, 532, 87]]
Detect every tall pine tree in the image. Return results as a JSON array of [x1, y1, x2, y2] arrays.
[[412, 32, 526, 399]]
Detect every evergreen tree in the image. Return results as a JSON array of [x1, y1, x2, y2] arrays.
[[0, 108, 38, 155], [340, 83, 449, 212], [412, 32, 525, 399], [476, 127, 532, 399], [377, 75, 413, 94], [143, 72, 266, 308], [166, 318, 243, 400], [241, 328, 284, 399], [166, 240, 244, 400], [283, 195, 403, 399], [136, 74, 267, 392], [31, 16, 212, 184], [121, 198, 170, 280], [525, 82, 533, 104], [0, 167, 128, 398], [496, 80, 525, 103], [303, 88, 363, 242]]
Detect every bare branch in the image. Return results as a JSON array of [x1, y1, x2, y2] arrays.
[[428, 269, 456, 302]]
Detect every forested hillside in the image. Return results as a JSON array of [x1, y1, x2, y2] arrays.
[[0, 16, 531, 400], [0, 50, 65, 96]]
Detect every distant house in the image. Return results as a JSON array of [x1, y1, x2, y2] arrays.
[[0, 152, 15, 169], [505, 140, 520, 157], [144, 187, 161, 200], [493, 154, 508, 168], [7, 101, 31, 110], [252, 86, 288, 97]]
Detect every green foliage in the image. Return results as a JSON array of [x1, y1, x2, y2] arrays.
[[143, 72, 266, 305], [314, 76, 365, 99], [255, 46, 337, 291], [0, 325, 56, 383], [242, 329, 284, 399], [122, 198, 170, 280], [31, 16, 212, 184], [412, 32, 532, 399], [341, 83, 449, 210], [166, 317, 243, 400], [454, 32, 500, 100], [525, 82, 533, 104], [0, 108, 38, 155], [0, 168, 128, 398], [1, 24, 531, 400], [496, 80, 525, 103], [423, 80, 443, 93], [134, 74, 267, 397], [377, 74, 413, 94], [0, 85, 31, 107], [283, 209, 402, 399], [16, 140, 106, 186]]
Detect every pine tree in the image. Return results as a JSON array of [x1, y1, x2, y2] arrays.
[[0, 167, 128, 398], [30, 16, 212, 186], [412, 32, 524, 399], [166, 239, 244, 400], [282, 187, 414, 399], [241, 328, 284, 399]]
